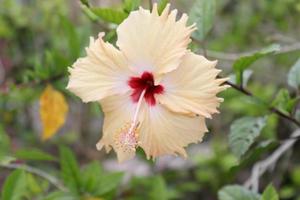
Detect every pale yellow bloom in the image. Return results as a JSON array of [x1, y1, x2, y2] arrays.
[[67, 4, 228, 162]]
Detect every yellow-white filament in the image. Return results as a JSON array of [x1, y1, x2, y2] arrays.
[[129, 89, 146, 134], [114, 89, 146, 152]]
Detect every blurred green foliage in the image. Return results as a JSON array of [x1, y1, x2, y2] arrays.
[[0, 0, 300, 199]]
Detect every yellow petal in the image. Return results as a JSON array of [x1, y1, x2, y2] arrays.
[[158, 52, 229, 118], [96, 93, 140, 162], [40, 85, 68, 140], [67, 33, 132, 103], [139, 104, 208, 159], [116, 3, 196, 76]]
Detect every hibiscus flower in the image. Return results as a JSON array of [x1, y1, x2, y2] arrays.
[[67, 4, 228, 162]]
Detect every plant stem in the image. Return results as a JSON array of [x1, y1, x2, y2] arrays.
[[192, 37, 300, 61], [244, 129, 300, 192], [220, 77, 300, 127]]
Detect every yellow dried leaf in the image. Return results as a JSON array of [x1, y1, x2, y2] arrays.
[[40, 84, 68, 140]]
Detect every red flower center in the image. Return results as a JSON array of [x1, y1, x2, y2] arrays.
[[128, 72, 164, 106]]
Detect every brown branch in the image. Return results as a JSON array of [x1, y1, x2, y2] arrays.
[[192, 37, 300, 61], [97, 21, 111, 33], [224, 79, 252, 96], [200, 34, 300, 127], [271, 107, 300, 127], [221, 77, 300, 127]]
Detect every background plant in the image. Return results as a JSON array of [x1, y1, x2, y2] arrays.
[[0, 0, 300, 199]]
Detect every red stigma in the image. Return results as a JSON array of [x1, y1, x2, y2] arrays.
[[128, 72, 164, 106]]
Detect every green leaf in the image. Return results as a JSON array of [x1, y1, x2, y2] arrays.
[[271, 89, 298, 115], [59, 146, 81, 194], [0, 156, 16, 165], [0, 17, 13, 38], [177, 182, 200, 193], [130, 176, 172, 199], [94, 172, 123, 196], [229, 117, 267, 158], [279, 186, 295, 199], [0, 124, 14, 165], [291, 167, 300, 186], [15, 148, 56, 161], [60, 17, 80, 60], [262, 184, 279, 200], [234, 44, 280, 71], [189, 0, 216, 41], [287, 58, 300, 90], [123, 0, 141, 13], [1, 169, 27, 200], [81, 161, 103, 194], [233, 44, 280, 85], [229, 140, 277, 176], [149, 176, 169, 200], [80, 0, 89, 7], [0, 124, 10, 153], [158, 0, 169, 15], [44, 191, 78, 200], [26, 173, 47, 196], [218, 185, 260, 200], [91, 7, 128, 24], [229, 70, 253, 88]]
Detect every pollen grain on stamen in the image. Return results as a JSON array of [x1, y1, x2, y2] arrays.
[[114, 121, 140, 153]]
